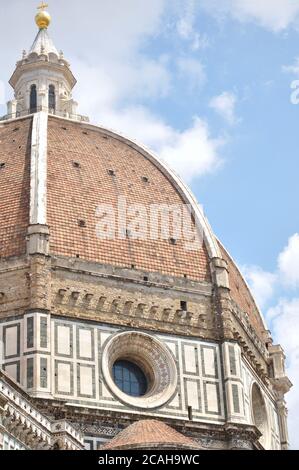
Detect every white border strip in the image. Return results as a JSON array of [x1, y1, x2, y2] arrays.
[[30, 111, 48, 225]]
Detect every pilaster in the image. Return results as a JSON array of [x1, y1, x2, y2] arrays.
[[222, 341, 247, 424], [23, 311, 52, 399], [276, 398, 289, 450], [268, 344, 292, 449], [210, 257, 234, 340]]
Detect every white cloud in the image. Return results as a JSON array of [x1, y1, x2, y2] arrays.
[[209, 91, 238, 125], [176, 0, 196, 40], [47, 1, 225, 186], [242, 265, 277, 309], [40, 1, 224, 186], [267, 298, 299, 355], [160, 116, 224, 182], [278, 234, 299, 289], [100, 107, 224, 183], [72, 55, 171, 115], [266, 298, 299, 450], [283, 57, 299, 76], [201, 0, 299, 32], [176, 58, 206, 91], [176, 0, 209, 50], [0, 1, 228, 186], [98, 105, 174, 150]]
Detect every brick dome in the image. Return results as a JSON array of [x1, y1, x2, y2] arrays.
[[0, 118, 31, 258], [46, 116, 211, 282], [0, 113, 268, 341]]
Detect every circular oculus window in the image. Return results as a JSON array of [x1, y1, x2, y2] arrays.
[[102, 331, 178, 409], [112, 359, 148, 397]]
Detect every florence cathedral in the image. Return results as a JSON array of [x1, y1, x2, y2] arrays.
[[0, 5, 292, 451]]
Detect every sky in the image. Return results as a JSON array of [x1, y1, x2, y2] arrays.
[[0, 0, 299, 449]]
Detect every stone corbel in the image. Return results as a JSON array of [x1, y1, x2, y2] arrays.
[[27, 224, 50, 255], [211, 257, 234, 339], [224, 423, 261, 450], [210, 257, 230, 289]]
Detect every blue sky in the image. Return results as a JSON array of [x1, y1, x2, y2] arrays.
[[1, 0, 299, 449]]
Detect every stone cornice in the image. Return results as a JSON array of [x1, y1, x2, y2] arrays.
[[231, 301, 268, 357], [9, 60, 76, 90], [52, 255, 212, 297]]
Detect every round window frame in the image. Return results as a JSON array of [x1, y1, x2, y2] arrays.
[[102, 331, 178, 409]]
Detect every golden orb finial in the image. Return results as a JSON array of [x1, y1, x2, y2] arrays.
[[35, 3, 51, 29]]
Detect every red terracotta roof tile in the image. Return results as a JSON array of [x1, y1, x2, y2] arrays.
[[101, 420, 199, 450], [47, 117, 211, 282], [0, 117, 31, 258]]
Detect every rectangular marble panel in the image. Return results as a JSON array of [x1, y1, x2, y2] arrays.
[[40, 317, 48, 348], [4, 324, 20, 358], [229, 345, 237, 376], [78, 328, 93, 360], [78, 364, 95, 397], [183, 344, 197, 374], [56, 361, 72, 394], [27, 317, 34, 349], [40, 357, 48, 389], [201, 346, 217, 378], [204, 382, 220, 414], [27, 357, 34, 389], [232, 383, 240, 413], [184, 378, 201, 412], [56, 325, 71, 356]]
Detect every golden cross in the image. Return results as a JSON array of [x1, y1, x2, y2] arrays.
[[37, 2, 48, 11]]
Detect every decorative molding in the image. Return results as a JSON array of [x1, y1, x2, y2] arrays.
[[0, 370, 83, 450], [101, 331, 178, 410]]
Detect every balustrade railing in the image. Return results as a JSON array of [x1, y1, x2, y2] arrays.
[[0, 106, 89, 122]]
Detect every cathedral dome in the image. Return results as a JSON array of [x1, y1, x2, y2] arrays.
[[0, 5, 291, 452]]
